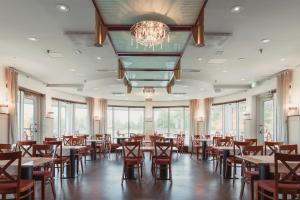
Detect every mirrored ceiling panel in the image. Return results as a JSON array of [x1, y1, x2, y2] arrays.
[[126, 71, 173, 80], [121, 56, 179, 69], [96, 0, 202, 25], [132, 81, 169, 88], [110, 31, 190, 53]]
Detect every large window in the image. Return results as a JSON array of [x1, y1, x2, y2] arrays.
[[106, 106, 145, 137], [153, 107, 190, 145], [52, 99, 88, 137], [210, 100, 246, 140]]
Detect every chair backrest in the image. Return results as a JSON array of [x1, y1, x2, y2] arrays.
[[16, 140, 36, 157], [71, 137, 84, 146], [0, 144, 12, 153], [233, 141, 251, 156], [0, 152, 22, 192], [63, 136, 73, 146], [130, 136, 144, 143], [43, 141, 63, 158], [104, 134, 112, 143], [176, 135, 185, 146], [265, 141, 283, 155], [245, 138, 257, 146], [242, 145, 264, 156], [193, 135, 201, 139], [154, 142, 173, 161], [279, 144, 298, 155], [32, 144, 52, 157], [216, 138, 231, 147], [122, 141, 141, 160], [274, 153, 300, 194], [95, 134, 104, 140], [44, 137, 58, 142], [212, 136, 222, 146], [204, 135, 210, 139]]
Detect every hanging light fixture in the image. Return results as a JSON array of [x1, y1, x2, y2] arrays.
[[130, 20, 170, 48]]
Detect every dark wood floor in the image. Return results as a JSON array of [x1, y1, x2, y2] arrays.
[[38, 154, 250, 200]]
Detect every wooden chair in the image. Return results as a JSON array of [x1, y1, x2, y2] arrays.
[[153, 142, 173, 183], [43, 141, 69, 178], [190, 135, 201, 159], [174, 134, 185, 154], [215, 138, 232, 174], [279, 144, 298, 155], [257, 153, 300, 200], [226, 141, 251, 183], [32, 144, 56, 200], [240, 145, 264, 200], [62, 136, 73, 146], [0, 144, 12, 153], [121, 141, 143, 185], [0, 152, 35, 200], [265, 141, 283, 155], [16, 140, 36, 157], [70, 138, 84, 174], [245, 138, 257, 146], [44, 137, 58, 142]]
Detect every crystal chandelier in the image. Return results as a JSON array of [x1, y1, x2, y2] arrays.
[[130, 20, 170, 48]]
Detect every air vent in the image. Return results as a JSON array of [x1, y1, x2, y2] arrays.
[[173, 92, 187, 95], [112, 92, 125, 95]]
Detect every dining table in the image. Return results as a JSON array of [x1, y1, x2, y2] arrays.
[[60, 145, 87, 178], [193, 139, 213, 160], [113, 136, 129, 145], [212, 146, 235, 179], [0, 157, 54, 200], [86, 139, 105, 160]]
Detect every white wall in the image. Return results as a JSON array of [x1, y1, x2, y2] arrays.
[[107, 100, 190, 134], [0, 66, 7, 105]]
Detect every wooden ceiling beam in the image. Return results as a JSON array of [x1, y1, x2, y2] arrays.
[[92, 0, 107, 47], [192, 0, 208, 46]]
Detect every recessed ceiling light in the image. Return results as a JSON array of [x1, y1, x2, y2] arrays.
[[182, 85, 189, 88], [241, 78, 246, 81], [28, 37, 39, 41], [69, 68, 76, 72], [74, 50, 82, 55], [198, 57, 203, 61], [231, 5, 243, 13], [239, 58, 245, 60], [223, 70, 228, 73], [208, 59, 227, 64], [261, 38, 271, 43], [56, 4, 70, 12], [96, 57, 102, 60], [47, 50, 64, 58]]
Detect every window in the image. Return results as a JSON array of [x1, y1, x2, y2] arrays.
[[52, 99, 88, 137], [153, 107, 190, 145], [263, 99, 275, 141], [106, 106, 145, 137], [210, 100, 246, 140]]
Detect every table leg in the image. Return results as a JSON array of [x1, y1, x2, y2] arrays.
[[66, 149, 76, 178], [160, 164, 168, 180], [223, 150, 231, 179], [21, 166, 33, 200], [258, 164, 271, 200], [91, 141, 96, 161], [202, 141, 207, 160]]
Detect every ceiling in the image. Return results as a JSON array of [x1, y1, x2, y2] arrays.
[[0, 0, 300, 101]]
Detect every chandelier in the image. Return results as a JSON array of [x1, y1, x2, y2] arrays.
[[130, 20, 170, 48]]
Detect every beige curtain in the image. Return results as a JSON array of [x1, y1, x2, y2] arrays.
[[86, 97, 95, 136], [276, 70, 292, 143], [190, 99, 201, 136], [5, 67, 18, 144], [98, 99, 107, 134], [204, 98, 213, 133]]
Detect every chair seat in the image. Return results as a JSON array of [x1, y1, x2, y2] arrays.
[[227, 156, 242, 164], [245, 170, 259, 177], [154, 158, 171, 165], [125, 158, 143, 165], [0, 180, 34, 193], [192, 145, 201, 148], [53, 156, 69, 164], [257, 180, 300, 193], [33, 170, 52, 179]]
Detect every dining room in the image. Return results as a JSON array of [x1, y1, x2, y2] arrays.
[[1, 0, 300, 199]]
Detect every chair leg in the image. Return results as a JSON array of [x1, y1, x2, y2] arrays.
[[41, 178, 45, 200], [215, 159, 219, 172], [77, 158, 79, 175], [121, 165, 125, 185], [240, 177, 246, 199], [80, 158, 84, 173], [250, 178, 255, 200], [169, 164, 172, 183], [32, 184, 35, 200], [137, 166, 141, 184], [50, 178, 56, 199]]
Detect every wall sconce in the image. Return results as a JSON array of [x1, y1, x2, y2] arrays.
[[0, 104, 8, 114], [243, 113, 251, 120], [46, 112, 54, 119], [196, 116, 204, 122], [288, 106, 299, 116]]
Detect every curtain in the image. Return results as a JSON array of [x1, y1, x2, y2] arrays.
[[190, 99, 202, 136], [204, 98, 213, 133], [98, 98, 107, 134], [86, 97, 95, 136], [5, 67, 18, 144], [276, 70, 292, 143]]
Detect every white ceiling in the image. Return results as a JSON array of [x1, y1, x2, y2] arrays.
[[0, 0, 300, 101]]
